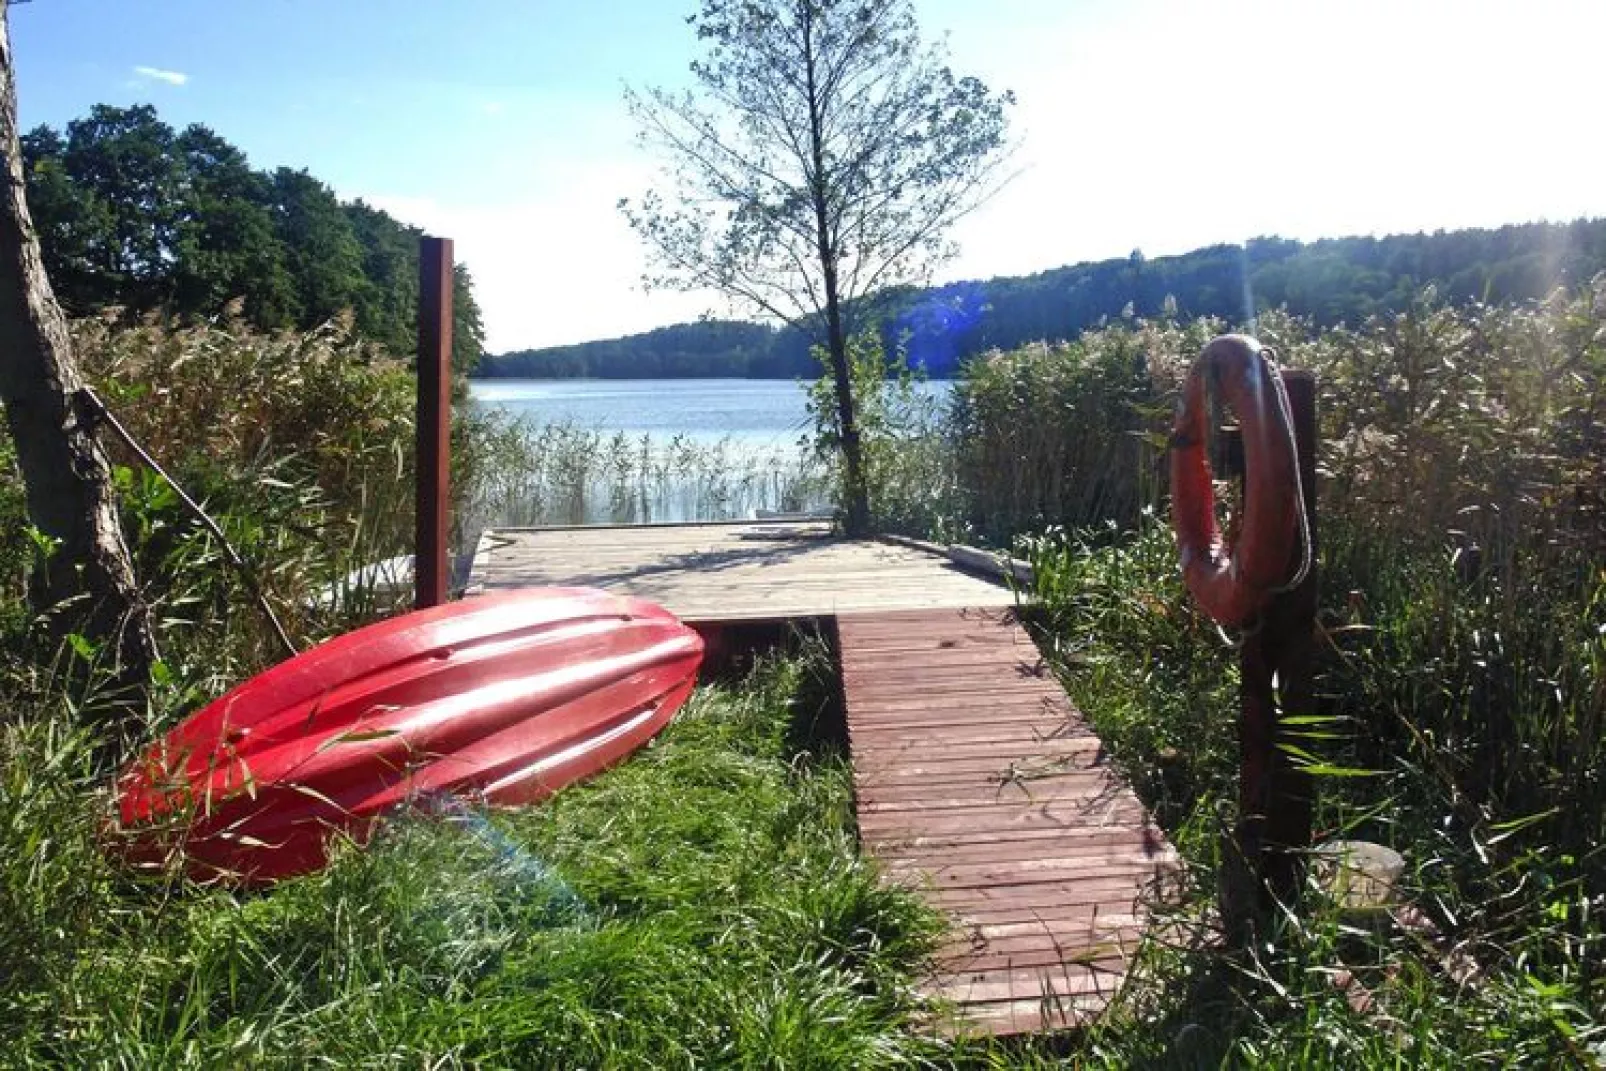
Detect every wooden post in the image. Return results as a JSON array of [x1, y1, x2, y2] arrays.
[[415, 236, 453, 609], [1226, 369, 1318, 943]]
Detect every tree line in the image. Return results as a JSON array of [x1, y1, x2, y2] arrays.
[[22, 104, 484, 367], [486, 320, 819, 380], [481, 217, 1606, 379]]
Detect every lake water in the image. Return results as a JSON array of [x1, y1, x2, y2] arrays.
[[469, 377, 950, 448], [465, 378, 952, 526]]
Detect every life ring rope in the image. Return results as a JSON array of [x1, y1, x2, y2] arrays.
[[1261, 356, 1312, 596]]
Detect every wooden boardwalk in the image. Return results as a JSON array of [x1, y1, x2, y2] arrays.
[[468, 521, 1015, 622], [472, 523, 1172, 1036], [839, 608, 1176, 1036]]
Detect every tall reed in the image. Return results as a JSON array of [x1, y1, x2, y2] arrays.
[[949, 315, 1216, 544], [804, 334, 963, 539], [457, 416, 830, 530], [974, 283, 1606, 1062]]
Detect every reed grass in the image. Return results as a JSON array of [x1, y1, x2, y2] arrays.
[[458, 415, 830, 530], [970, 282, 1606, 1064], [803, 335, 966, 540], [948, 317, 1207, 544]]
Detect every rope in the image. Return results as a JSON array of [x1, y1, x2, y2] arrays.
[[1262, 349, 1314, 595], [77, 387, 299, 662]]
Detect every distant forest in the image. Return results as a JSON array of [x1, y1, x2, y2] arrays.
[[480, 218, 1606, 379], [23, 104, 484, 367]]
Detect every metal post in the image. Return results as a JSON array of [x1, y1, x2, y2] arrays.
[[1226, 369, 1319, 942], [415, 236, 453, 609]]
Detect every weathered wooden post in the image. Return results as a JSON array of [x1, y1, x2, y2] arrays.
[[415, 236, 453, 609], [1226, 369, 1319, 940]]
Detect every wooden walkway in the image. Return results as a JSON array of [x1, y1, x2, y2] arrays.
[[839, 608, 1176, 1036], [467, 521, 1015, 622], [471, 523, 1173, 1036]]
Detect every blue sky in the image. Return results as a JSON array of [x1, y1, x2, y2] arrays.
[[13, 0, 1606, 352]]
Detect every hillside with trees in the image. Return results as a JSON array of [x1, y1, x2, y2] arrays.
[[495, 320, 813, 379], [22, 104, 484, 367], [480, 217, 1606, 378]]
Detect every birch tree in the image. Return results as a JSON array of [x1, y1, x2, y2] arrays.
[[622, 0, 1012, 534]]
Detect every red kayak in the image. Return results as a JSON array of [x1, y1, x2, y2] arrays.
[[115, 588, 704, 882]]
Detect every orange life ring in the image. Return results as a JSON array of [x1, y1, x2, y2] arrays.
[[1169, 334, 1303, 627]]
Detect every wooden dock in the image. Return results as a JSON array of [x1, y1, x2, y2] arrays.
[[467, 521, 1015, 622], [839, 608, 1176, 1035], [472, 522, 1173, 1036]]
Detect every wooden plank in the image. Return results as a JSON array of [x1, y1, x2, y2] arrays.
[[942, 913, 1145, 946], [854, 800, 1152, 838], [487, 518, 833, 533], [839, 695, 1072, 714], [882, 854, 1175, 890], [851, 735, 1103, 758], [853, 737, 1101, 759], [939, 939, 1141, 974], [858, 772, 1108, 795], [839, 608, 1173, 1038], [947, 900, 1160, 928], [865, 824, 1169, 859], [857, 783, 1125, 808], [840, 644, 1042, 663], [925, 879, 1163, 912], [854, 750, 1105, 778], [855, 777, 1129, 809], [849, 721, 1083, 739], [945, 994, 1108, 1036], [931, 960, 1128, 1005]]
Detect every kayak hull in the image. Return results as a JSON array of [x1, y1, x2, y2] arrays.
[[115, 587, 704, 882]]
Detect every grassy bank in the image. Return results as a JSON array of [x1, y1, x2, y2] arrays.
[[1015, 521, 1603, 1066], [1, 647, 957, 1066], [934, 284, 1605, 1064]]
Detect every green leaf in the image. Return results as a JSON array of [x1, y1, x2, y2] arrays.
[[1275, 741, 1322, 764], [24, 525, 60, 558], [315, 728, 400, 754], [1297, 763, 1382, 778]]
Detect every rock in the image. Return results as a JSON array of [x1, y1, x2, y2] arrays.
[[1313, 839, 1406, 913]]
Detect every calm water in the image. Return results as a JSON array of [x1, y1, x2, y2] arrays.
[[469, 378, 950, 446], [465, 377, 951, 525]]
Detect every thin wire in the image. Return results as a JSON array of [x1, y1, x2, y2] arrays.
[[77, 387, 300, 661]]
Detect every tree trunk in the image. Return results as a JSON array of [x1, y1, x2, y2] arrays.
[[803, 9, 871, 538], [0, 6, 156, 713], [821, 272, 870, 537]]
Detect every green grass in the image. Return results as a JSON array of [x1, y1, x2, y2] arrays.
[[0, 649, 953, 1068], [1005, 521, 1606, 1068]]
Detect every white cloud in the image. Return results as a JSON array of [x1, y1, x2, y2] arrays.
[[132, 65, 188, 86]]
